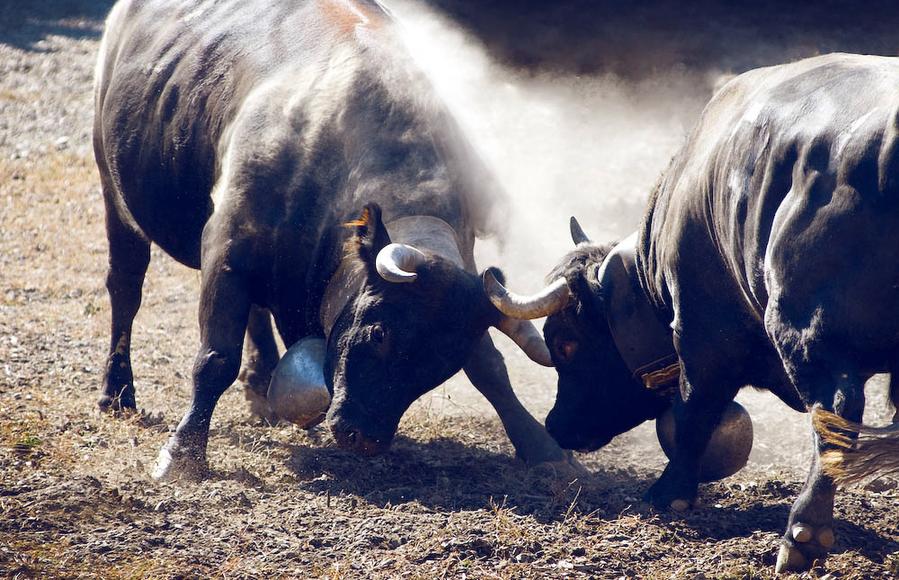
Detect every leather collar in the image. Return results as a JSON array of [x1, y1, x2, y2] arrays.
[[594, 232, 679, 395]]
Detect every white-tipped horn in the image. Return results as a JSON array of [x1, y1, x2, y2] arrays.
[[376, 243, 426, 283], [483, 269, 571, 320], [496, 317, 553, 367]]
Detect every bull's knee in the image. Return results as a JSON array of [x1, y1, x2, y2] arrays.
[[193, 349, 241, 396]]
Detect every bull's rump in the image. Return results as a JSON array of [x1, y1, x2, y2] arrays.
[[646, 53, 899, 365], [93, 0, 388, 266]]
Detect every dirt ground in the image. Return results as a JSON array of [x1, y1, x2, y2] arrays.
[[1, 1, 898, 578]]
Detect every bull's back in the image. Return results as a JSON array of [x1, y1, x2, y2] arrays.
[[645, 53, 899, 361], [93, 0, 363, 266]]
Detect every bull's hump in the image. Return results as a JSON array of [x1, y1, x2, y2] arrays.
[[318, 0, 388, 36]]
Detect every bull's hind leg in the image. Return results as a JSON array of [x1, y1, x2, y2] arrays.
[[99, 188, 151, 412], [154, 240, 251, 480], [238, 305, 280, 423], [464, 333, 582, 475], [767, 305, 865, 573]]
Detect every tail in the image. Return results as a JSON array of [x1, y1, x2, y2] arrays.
[[813, 409, 899, 486]]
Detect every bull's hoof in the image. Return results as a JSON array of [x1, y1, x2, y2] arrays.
[[529, 453, 589, 482], [669, 498, 692, 512], [152, 438, 208, 482], [242, 384, 280, 425], [775, 543, 808, 574], [98, 389, 137, 414], [644, 467, 698, 512], [774, 523, 834, 573]]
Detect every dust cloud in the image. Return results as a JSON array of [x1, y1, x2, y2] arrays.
[[384, 0, 713, 284], [388, 0, 896, 476]]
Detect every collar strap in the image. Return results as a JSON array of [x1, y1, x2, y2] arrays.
[[596, 232, 679, 398], [634, 355, 680, 395]]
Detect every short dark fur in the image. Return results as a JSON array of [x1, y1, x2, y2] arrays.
[[95, 0, 568, 476], [542, 54, 899, 571]]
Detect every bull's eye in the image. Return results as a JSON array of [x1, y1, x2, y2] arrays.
[[554, 339, 578, 363], [370, 324, 385, 344]]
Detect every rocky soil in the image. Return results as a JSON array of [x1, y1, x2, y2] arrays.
[[1, 1, 897, 578]]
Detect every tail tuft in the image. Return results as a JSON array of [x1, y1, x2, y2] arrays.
[[813, 409, 899, 487]]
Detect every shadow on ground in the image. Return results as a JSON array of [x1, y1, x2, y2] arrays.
[[0, 0, 113, 51], [286, 434, 622, 519], [208, 429, 898, 565], [655, 488, 899, 565]]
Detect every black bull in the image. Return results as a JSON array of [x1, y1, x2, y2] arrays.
[[487, 53, 899, 572], [94, 0, 577, 479]]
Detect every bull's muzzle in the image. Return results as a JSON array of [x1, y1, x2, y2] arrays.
[[329, 417, 392, 456]]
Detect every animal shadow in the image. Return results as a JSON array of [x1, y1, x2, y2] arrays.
[[649, 480, 899, 565], [283, 433, 652, 521]]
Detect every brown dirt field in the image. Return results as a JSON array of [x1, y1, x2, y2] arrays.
[[1, 2, 898, 579]]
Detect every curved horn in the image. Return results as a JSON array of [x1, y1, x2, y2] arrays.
[[570, 216, 591, 245], [376, 243, 426, 283], [483, 269, 571, 319], [496, 317, 553, 367]]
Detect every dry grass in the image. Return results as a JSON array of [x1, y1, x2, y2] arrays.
[[2, 2, 899, 579]]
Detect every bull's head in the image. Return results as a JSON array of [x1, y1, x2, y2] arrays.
[[318, 204, 551, 455], [483, 218, 669, 452]]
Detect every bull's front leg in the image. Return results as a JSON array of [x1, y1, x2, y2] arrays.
[[464, 333, 583, 476], [153, 245, 251, 480], [643, 359, 740, 511]]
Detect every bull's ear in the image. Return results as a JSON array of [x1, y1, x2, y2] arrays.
[[570, 216, 591, 245], [571, 266, 605, 321], [347, 203, 391, 267]]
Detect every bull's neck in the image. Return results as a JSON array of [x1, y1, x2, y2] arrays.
[[634, 185, 670, 316], [318, 216, 463, 337]]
